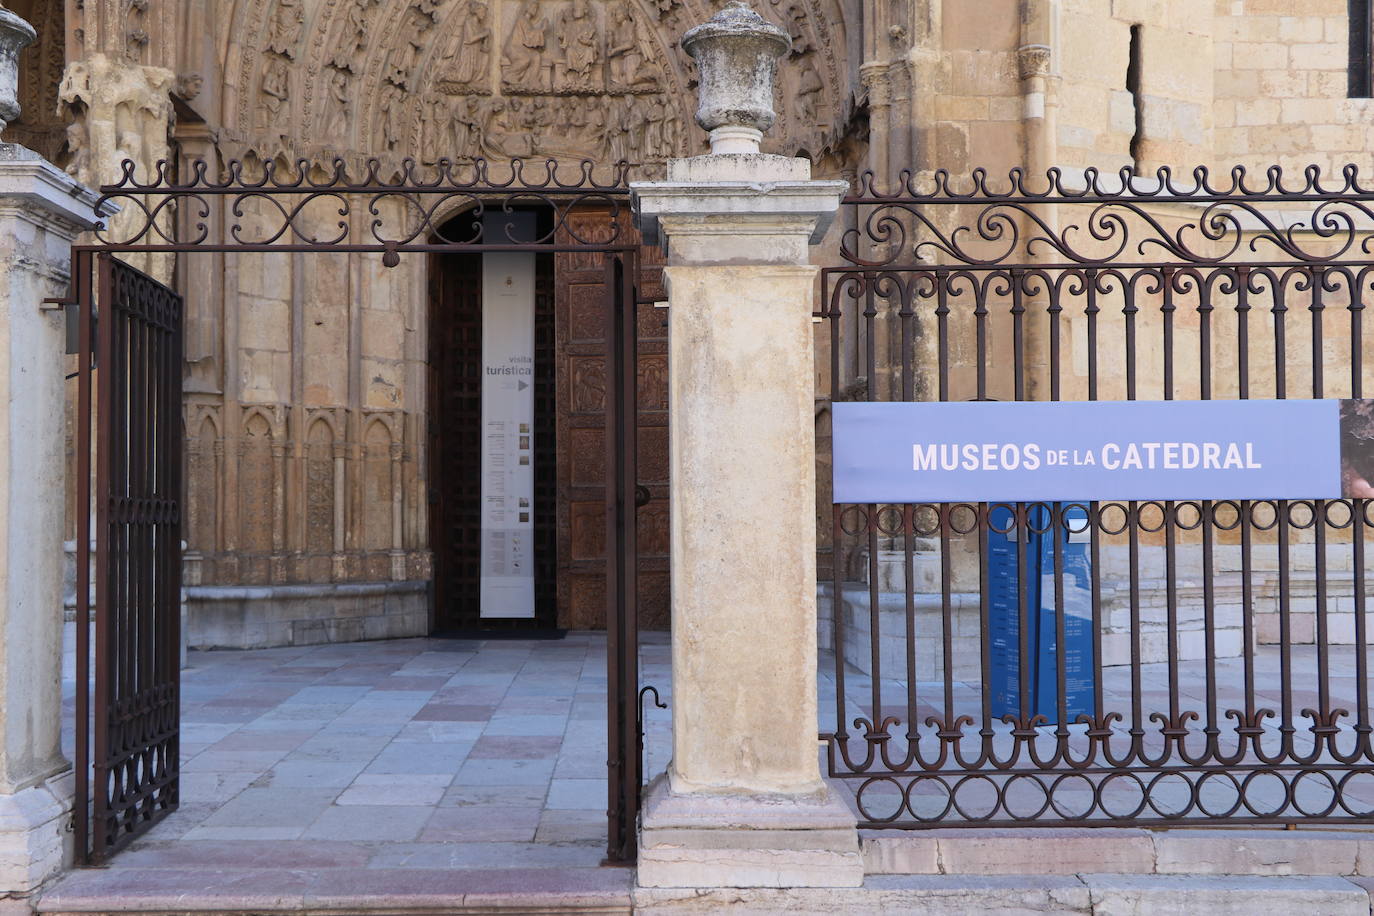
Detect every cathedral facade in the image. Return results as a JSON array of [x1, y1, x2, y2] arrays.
[[18, 0, 1374, 646]]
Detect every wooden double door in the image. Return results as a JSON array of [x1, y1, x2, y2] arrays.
[[427, 208, 668, 631]]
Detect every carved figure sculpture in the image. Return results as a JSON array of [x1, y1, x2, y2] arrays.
[[798, 64, 822, 128], [607, 98, 633, 162], [261, 54, 290, 117], [421, 94, 445, 160], [381, 87, 405, 148], [63, 120, 91, 181], [503, 0, 551, 92], [607, 4, 653, 90], [266, 0, 306, 58], [786, 3, 811, 57], [334, 0, 378, 70], [388, 13, 428, 88], [644, 94, 667, 158], [326, 67, 351, 134], [451, 95, 485, 155], [441, 0, 490, 89], [556, 0, 601, 92]]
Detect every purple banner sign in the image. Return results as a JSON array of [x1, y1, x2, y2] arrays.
[[832, 399, 1373, 504]]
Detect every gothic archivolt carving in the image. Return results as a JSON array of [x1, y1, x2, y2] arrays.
[[225, 0, 846, 167]]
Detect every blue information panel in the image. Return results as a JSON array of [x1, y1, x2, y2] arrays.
[[987, 504, 1094, 724], [832, 399, 1365, 504]]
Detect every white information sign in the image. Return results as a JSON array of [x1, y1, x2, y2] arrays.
[[479, 251, 537, 618]]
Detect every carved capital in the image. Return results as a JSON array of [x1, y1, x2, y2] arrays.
[[1016, 44, 1051, 81]]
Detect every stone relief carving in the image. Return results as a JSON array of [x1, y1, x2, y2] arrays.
[[126, 0, 149, 62], [261, 53, 292, 123], [503, 0, 661, 97], [435, 0, 491, 94], [266, 0, 307, 58], [784, 2, 811, 57], [226, 0, 845, 167], [386, 7, 431, 89], [503, 0, 552, 93], [607, 3, 656, 91], [325, 65, 351, 134], [175, 72, 205, 101], [556, 0, 602, 92], [408, 90, 677, 163], [333, 0, 381, 70], [59, 54, 175, 278], [797, 61, 821, 129]]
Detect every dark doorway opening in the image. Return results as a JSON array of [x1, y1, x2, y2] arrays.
[[427, 209, 558, 633]]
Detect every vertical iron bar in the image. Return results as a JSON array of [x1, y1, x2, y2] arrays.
[[829, 281, 848, 748], [603, 252, 626, 864], [1200, 277, 1217, 755], [1237, 268, 1256, 752], [92, 255, 114, 861], [1275, 277, 1294, 758], [617, 254, 640, 858], [1351, 272, 1369, 753], [74, 250, 93, 863], [1311, 270, 1330, 726]]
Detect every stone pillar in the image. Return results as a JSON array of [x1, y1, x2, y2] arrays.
[[0, 7, 108, 900], [631, 2, 860, 889]]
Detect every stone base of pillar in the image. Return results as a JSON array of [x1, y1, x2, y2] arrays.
[[637, 773, 864, 889], [0, 773, 73, 897]]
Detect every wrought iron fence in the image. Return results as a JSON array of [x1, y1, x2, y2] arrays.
[[819, 166, 1374, 828]]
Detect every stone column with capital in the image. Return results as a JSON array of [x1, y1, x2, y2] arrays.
[[0, 4, 109, 900], [630, 1, 861, 889]]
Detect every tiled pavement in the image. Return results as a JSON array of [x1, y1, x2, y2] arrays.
[[44, 628, 673, 912], [41, 624, 1374, 910]]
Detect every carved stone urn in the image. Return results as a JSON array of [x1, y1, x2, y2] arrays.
[[680, 0, 791, 155], [0, 3, 34, 138]]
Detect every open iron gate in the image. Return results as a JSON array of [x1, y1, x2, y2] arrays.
[[73, 253, 184, 861], [70, 158, 649, 864]]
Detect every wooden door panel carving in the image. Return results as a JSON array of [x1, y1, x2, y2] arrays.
[[556, 209, 669, 629]]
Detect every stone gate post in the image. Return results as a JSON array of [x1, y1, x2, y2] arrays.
[[630, 2, 860, 888], [0, 5, 107, 902]]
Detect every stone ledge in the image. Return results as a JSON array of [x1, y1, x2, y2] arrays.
[[862, 827, 1374, 878], [633, 873, 1371, 915], [186, 581, 428, 602]]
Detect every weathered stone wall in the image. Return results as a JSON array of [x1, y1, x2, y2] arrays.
[[1213, 0, 1374, 175]]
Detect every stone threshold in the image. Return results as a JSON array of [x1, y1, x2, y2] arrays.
[[863, 825, 1374, 877], [33, 871, 1374, 915]]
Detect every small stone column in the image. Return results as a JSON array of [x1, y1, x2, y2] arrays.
[[631, 2, 860, 888], [0, 5, 108, 899]]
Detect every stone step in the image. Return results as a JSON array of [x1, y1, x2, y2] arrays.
[[33, 866, 634, 915], [862, 826, 1374, 877], [32, 865, 1374, 915]]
